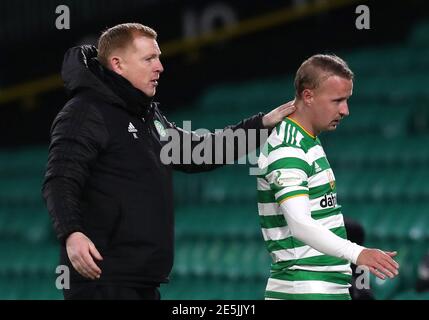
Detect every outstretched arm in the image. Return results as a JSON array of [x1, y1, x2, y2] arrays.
[[280, 195, 399, 279], [167, 101, 295, 173]]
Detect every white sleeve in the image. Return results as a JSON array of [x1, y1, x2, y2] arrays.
[[280, 195, 365, 264]]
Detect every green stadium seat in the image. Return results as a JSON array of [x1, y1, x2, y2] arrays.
[[196, 77, 295, 113], [0, 207, 52, 243], [0, 146, 48, 178], [175, 203, 260, 239], [0, 240, 59, 276], [173, 236, 269, 281], [0, 177, 44, 207]]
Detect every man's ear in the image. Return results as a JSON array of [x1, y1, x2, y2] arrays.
[[301, 89, 314, 106], [109, 56, 124, 75]]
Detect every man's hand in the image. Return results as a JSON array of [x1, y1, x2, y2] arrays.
[[262, 100, 296, 128], [356, 249, 399, 280], [66, 232, 103, 280]]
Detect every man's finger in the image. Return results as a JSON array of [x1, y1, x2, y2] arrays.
[[375, 258, 400, 279], [79, 257, 98, 279], [75, 254, 98, 279], [381, 256, 399, 275], [375, 263, 394, 279], [82, 252, 102, 277], [369, 266, 385, 280], [383, 253, 399, 269], [277, 105, 296, 118], [73, 259, 93, 279], [80, 268, 94, 279], [89, 242, 103, 261], [69, 258, 85, 278], [385, 251, 398, 259], [283, 105, 296, 112], [279, 102, 296, 111]]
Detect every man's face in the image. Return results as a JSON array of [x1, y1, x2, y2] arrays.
[[115, 36, 164, 97], [309, 75, 352, 133]]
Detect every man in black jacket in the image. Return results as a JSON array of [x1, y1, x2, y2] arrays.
[[42, 23, 295, 300]]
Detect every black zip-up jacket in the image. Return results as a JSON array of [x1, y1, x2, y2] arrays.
[[42, 45, 268, 286]]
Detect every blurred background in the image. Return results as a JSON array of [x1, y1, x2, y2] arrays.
[[1, 0, 429, 300]]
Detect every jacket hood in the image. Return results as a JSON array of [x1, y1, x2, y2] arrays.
[[61, 45, 154, 117], [61, 45, 122, 103]]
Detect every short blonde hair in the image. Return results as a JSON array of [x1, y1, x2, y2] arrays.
[[97, 23, 157, 67], [294, 54, 354, 99]]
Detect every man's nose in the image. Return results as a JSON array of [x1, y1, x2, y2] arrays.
[[340, 102, 349, 117], [156, 59, 164, 73]]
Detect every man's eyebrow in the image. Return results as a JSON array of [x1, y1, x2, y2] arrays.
[[143, 53, 159, 59]]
